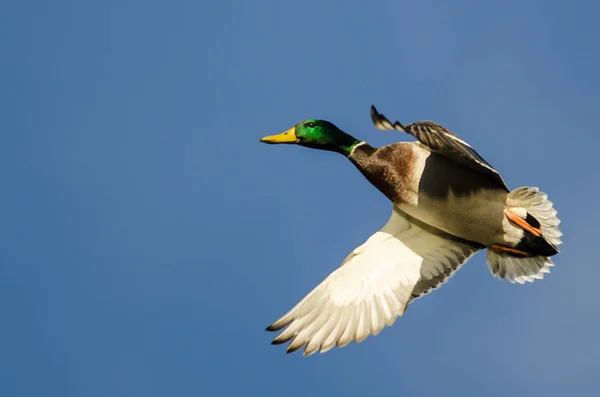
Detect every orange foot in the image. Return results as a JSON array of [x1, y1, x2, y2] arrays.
[[490, 244, 530, 256], [504, 207, 543, 237]]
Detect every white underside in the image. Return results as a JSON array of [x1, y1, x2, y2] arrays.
[[268, 185, 563, 354]]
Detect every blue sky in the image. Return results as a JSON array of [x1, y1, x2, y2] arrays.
[[2, 0, 599, 396]]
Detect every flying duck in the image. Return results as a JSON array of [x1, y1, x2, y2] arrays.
[[260, 105, 562, 356]]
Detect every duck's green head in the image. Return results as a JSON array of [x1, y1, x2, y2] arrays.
[[260, 120, 361, 156]]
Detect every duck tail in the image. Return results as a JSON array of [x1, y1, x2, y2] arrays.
[[486, 187, 562, 284]]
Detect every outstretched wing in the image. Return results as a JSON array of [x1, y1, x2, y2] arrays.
[[266, 207, 481, 356], [370, 105, 508, 189]]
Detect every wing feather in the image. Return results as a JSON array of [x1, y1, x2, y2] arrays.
[[267, 207, 480, 355], [370, 105, 508, 189]]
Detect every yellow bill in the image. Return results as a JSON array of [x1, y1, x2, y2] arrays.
[[260, 127, 299, 144]]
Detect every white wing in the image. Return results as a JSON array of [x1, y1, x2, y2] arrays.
[[266, 207, 481, 356]]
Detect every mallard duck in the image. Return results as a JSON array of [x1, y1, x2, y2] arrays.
[[260, 105, 562, 356]]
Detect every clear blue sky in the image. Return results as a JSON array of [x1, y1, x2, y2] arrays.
[[2, 0, 599, 396]]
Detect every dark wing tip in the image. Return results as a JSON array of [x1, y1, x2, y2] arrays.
[[286, 343, 304, 354], [370, 104, 381, 125], [265, 323, 282, 332], [370, 105, 406, 132]]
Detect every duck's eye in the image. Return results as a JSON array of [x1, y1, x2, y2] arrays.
[[307, 122, 316, 128]]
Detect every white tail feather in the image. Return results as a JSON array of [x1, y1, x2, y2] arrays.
[[487, 186, 562, 283], [487, 249, 554, 284], [506, 187, 562, 246]]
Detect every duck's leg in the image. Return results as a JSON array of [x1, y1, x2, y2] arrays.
[[489, 244, 529, 256], [489, 207, 544, 256], [485, 187, 561, 284], [503, 207, 543, 237]]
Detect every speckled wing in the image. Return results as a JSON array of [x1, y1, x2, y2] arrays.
[[370, 105, 508, 189], [266, 207, 480, 356]]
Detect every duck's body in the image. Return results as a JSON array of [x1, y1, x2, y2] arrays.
[[260, 105, 562, 356], [349, 142, 508, 246]]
